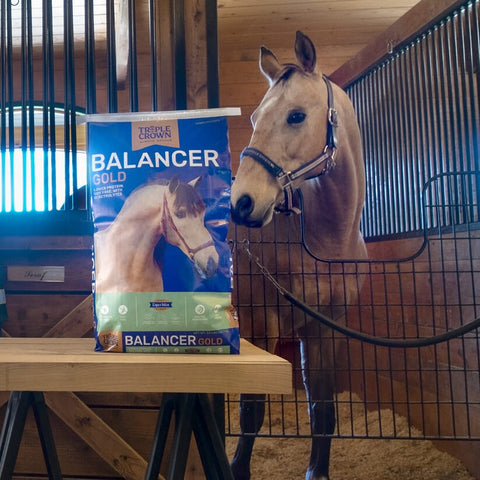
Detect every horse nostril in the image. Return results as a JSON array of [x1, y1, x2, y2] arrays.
[[232, 194, 254, 223]]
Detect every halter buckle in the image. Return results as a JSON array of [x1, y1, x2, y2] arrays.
[[317, 145, 337, 176], [328, 107, 338, 127], [327, 144, 337, 163], [277, 170, 294, 189]]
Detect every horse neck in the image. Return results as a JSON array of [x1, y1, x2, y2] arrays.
[[109, 185, 167, 257], [301, 152, 365, 258]]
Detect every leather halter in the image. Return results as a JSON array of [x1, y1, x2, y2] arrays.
[[240, 74, 339, 214], [161, 193, 215, 260]]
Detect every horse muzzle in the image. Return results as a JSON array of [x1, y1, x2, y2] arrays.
[[192, 245, 219, 279], [231, 194, 259, 227], [231, 194, 275, 228]]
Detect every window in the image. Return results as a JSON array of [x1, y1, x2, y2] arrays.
[[1, 106, 86, 213]]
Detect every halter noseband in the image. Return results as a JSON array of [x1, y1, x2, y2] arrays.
[[161, 193, 215, 260], [240, 74, 338, 214]]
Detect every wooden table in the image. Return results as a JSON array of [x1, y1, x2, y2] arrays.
[[0, 338, 292, 480]]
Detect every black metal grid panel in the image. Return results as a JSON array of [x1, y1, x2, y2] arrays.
[[228, 170, 480, 441], [350, 0, 480, 240]]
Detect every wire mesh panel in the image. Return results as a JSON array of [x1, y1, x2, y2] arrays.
[[228, 170, 480, 441]]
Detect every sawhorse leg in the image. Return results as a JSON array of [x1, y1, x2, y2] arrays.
[[0, 392, 62, 480], [145, 393, 234, 480]]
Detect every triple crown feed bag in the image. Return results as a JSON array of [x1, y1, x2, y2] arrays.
[[86, 108, 241, 354]]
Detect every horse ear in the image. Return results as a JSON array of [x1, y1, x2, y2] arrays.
[[294, 31, 316, 73], [259, 46, 281, 86], [168, 176, 179, 193], [188, 176, 202, 189]]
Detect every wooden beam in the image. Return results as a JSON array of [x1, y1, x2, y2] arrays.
[[330, 0, 468, 87], [44, 392, 165, 480], [115, 0, 129, 89], [42, 295, 93, 338], [185, 0, 209, 109], [0, 338, 292, 394], [0, 236, 92, 250], [157, 0, 176, 110]]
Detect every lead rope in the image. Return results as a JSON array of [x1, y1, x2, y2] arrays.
[[239, 241, 480, 348]]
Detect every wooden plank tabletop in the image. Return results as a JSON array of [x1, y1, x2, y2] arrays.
[[0, 338, 291, 394]]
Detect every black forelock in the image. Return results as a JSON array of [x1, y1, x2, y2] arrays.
[[273, 64, 304, 86]]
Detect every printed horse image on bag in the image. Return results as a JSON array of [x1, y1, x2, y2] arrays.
[[230, 31, 368, 480], [94, 176, 219, 293]]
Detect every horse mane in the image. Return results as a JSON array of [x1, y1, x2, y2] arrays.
[[274, 63, 306, 86], [172, 181, 205, 216]]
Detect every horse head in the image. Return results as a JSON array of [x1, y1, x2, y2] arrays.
[[163, 176, 219, 278], [231, 31, 364, 234]]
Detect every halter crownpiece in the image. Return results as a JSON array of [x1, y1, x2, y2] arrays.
[[240, 74, 338, 215]]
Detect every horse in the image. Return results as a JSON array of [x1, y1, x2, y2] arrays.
[[94, 176, 219, 293], [230, 31, 368, 480]]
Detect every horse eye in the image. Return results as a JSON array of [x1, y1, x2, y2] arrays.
[[287, 110, 306, 125], [175, 210, 187, 219]]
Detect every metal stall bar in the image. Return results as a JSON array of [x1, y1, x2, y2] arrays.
[[401, 47, 416, 233], [85, 0, 96, 115], [0, 0, 6, 212], [42, 0, 56, 212], [365, 72, 381, 237], [392, 52, 406, 232], [471, 1, 480, 220], [455, 5, 478, 221], [20, 0, 34, 212], [172, 0, 187, 110], [106, 0, 117, 113], [26, 0, 34, 213], [206, 0, 219, 108], [3, 0, 14, 212], [407, 41, 425, 233], [63, 0, 76, 210], [84, 0, 96, 214], [443, 17, 460, 225], [149, 0, 158, 111], [128, 0, 138, 112]]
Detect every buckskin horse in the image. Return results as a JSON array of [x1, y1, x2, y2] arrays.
[[94, 176, 219, 293], [230, 31, 368, 480]]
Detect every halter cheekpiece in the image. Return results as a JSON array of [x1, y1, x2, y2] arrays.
[[240, 74, 338, 215]]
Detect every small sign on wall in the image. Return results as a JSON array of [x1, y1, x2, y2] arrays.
[[7, 266, 65, 283]]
